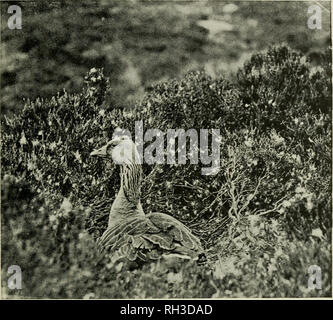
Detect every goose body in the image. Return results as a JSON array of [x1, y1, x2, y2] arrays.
[[90, 134, 203, 262], [97, 212, 202, 261]]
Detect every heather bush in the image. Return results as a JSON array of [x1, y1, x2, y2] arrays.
[[1, 174, 101, 298], [2, 174, 330, 298], [237, 46, 331, 133], [1, 45, 331, 298]]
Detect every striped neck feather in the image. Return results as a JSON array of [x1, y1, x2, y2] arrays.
[[120, 162, 142, 204]]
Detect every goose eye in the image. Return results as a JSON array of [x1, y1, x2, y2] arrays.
[[107, 141, 117, 150]]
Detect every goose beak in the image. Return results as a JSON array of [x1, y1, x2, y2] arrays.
[[90, 145, 107, 157]]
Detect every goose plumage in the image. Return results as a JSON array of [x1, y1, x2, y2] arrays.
[[90, 134, 203, 262]]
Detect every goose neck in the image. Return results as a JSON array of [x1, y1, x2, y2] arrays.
[[120, 163, 142, 204]]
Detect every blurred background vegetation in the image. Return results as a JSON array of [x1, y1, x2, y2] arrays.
[[1, 0, 331, 115]]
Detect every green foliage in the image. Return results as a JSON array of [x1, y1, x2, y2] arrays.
[[1, 46, 331, 298]]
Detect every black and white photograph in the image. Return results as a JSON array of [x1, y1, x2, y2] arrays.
[[1, 0, 332, 301]]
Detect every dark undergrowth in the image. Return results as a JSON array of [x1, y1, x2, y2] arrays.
[[1, 45, 332, 298]]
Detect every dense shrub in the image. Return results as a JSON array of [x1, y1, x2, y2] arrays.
[[1, 45, 331, 298], [2, 68, 115, 198], [2, 175, 330, 298], [1, 174, 101, 298], [210, 214, 331, 298], [133, 46, 331, 238], [237, 46, 331, 132]]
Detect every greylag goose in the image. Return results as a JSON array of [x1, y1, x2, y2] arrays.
[[90, 134, 203, 262]]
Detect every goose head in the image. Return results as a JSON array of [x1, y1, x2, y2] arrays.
[[90, 134, 140, 165]]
